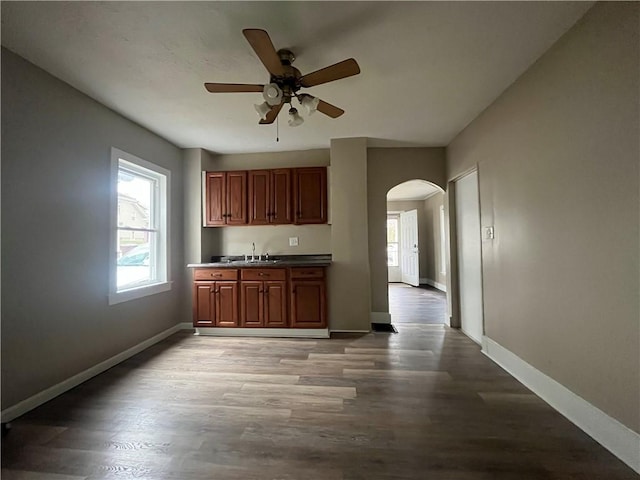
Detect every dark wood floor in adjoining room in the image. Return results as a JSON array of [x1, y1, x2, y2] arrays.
[[2, 326, 636, 479], [389, 282, 447, 324]]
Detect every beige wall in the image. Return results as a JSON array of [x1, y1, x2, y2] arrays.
[[368, 148, 446, 314], [423, 193, 446, 287], [330, 138, 371, 331], [1, 49, 185, 410], [447, 2, 639, 432], [215, 225, 331, 257]]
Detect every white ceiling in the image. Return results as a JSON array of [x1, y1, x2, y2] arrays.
[[1, 2, 592, 154], [387, 180, 441, 202]]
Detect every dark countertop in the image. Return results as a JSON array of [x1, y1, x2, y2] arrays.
[[187, 254, 332, 268]]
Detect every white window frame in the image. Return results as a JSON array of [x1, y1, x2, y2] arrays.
[[109, 148, 171, 305], [386, 214, 400, 267]]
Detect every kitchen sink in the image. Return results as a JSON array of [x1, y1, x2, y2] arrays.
[[229, 259, 281, 266]]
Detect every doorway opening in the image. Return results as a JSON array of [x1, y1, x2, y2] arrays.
[[386, 179, 447, 325]]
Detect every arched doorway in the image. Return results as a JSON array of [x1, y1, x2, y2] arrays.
[[385, 179, 447, 325]]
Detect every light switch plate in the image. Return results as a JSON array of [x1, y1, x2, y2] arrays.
[[289, 237, 299, 246], [484, 226, 495, 240]]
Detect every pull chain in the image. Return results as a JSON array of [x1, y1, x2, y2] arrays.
[[276, 115, 279, 142]]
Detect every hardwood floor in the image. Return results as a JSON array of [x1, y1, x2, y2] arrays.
[[2, 326, 636, 479], [389, 283, 447, 324]]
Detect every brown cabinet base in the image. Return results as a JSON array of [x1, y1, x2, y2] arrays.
[[193, 266, 326, 329]]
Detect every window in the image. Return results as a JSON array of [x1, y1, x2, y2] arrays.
[[109, 148, 171, 304], [439, 205, 447, 274], [387, 215, 399, 267]]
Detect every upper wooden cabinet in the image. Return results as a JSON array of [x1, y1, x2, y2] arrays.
[[248, 169, 292, 225], [293, 167, 327, 224], [205, 166, 327, 226], [205, 171, 247, 226]]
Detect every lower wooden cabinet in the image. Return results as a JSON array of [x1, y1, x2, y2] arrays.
[[192, 269, 239, 327], [289, 267, 327, 328], [240, 268, 287, 327], [193, 280, 239, 327], [193, 266, 326, 329], [241, 280, 288, 327]]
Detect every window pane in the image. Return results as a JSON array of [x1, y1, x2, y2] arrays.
[[117, 234, 155, 289], [118, 168, 154, 229], [387, 243, 398, 267], [387, 218, 398, 243]]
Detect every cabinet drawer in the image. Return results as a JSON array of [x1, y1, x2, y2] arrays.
[[290, 267, 324, 279], [241, 268, 286, 281], [194, 269, 238, 281]]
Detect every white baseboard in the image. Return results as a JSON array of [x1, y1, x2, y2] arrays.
[[370, 311, 392, 324], [421, 277, 447, 292], [483, 336, 640, 474], [1, 323, 185, 423], [330, 330, 371, 334], [195, 327, 329, 338]]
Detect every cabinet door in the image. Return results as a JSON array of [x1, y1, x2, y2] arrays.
[[264, 281, 287, 327], [271, 169, 292, 224], [193, 282, 215, 327], [248, 170, 270, 225], [290, 279, 326, 328], [205, 172, 226, 226], [215, 281, 239, 327], [241, 281, 263, 327], [226, 171, 247, 225], [293, 167, 327, 224]]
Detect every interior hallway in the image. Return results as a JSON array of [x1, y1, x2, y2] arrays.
[[2, 326, 636, 479], [389, 283, 447, 324]]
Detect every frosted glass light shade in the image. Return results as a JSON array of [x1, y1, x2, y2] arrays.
[[288, 107, 304, 127], [254, 102, 271, 120], [300, 94, 320, 115], [262, 83, 283, 106]]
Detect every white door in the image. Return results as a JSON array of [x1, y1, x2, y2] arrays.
[[455, 170, 484, 344], [400, 209, 419, 286]]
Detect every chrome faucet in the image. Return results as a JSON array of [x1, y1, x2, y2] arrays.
[[251, 242, 255, 261]]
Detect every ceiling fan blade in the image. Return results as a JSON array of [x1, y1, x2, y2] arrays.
[[300, 58, 360, 88], [259, 102, 284, 124], [242, 29, 285, 77], [316, 99, 345, 118], [204, 83, 264, 93]]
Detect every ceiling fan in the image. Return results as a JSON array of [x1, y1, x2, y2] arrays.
[[204, 29, 360, 126]]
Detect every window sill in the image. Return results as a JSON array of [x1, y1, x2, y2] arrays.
[[109, 281, 172, 305]]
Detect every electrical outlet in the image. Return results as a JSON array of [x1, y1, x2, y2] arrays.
[[289, 237, 299, 247]]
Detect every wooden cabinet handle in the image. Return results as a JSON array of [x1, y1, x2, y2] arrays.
[[258, 272, 269, 277], [212, 273, 222, 277]]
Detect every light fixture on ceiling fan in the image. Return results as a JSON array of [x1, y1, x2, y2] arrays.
[[204, 29, 360, 126]]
